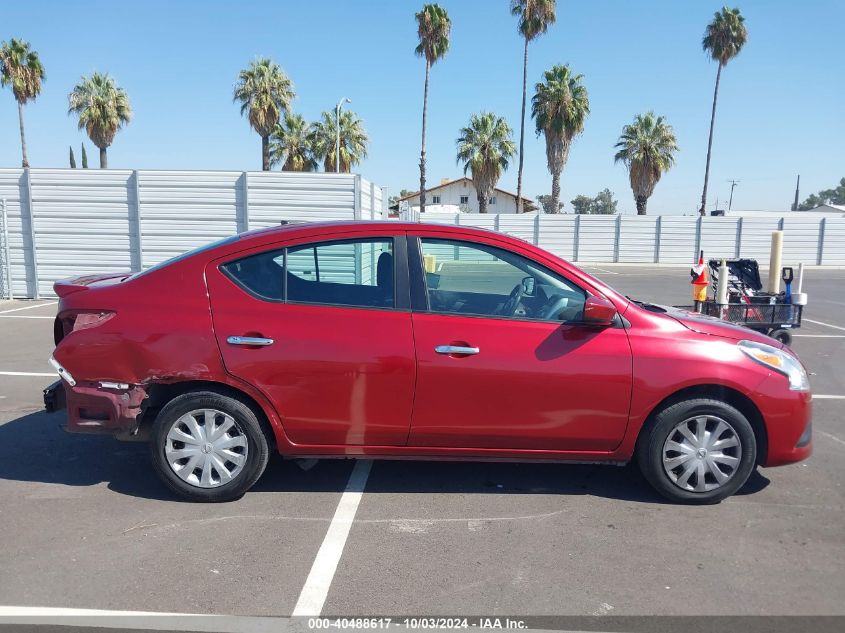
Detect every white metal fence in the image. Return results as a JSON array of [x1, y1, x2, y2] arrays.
[[401, 211, 845, 269], [1, 168, 843, 301], [0, 168, 385, 299]]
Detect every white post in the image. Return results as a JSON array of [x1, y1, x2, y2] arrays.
[[796, 262, 805, 293], [1, 198, 12, 300], [768, 230, 784, 294]]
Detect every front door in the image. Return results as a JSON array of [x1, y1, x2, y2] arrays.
[[408, 236, 632, 452], [206, 234, 415, 447]]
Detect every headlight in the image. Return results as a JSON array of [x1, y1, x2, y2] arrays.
[[738, 340, 809, 391]]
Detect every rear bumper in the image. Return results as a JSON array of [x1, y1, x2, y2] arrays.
[[753, 377, 812, 467], [43, 379, 147, 435]]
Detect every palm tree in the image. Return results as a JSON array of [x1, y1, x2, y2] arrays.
[[67, 72, 132, 169], [531, 64, 589, 214], [699, 6, 747, 216], [311, 109, 369, 173], [614, 112, 679, 215], [511, 0, 556, 213], [0, 38, 45, 168], [455, 112, 516, 214], [233, 58, 295, 171], [415, 3, 451, 213], [270, 113, 317, 172]]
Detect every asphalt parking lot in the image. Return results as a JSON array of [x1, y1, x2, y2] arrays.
[[0, 265, 843, 619]]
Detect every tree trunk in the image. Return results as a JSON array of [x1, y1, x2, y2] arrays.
[[551, 170, 561, 215], [477, 190, 488, 214], [419, 59, 430, 213], [17, 101, 29, 168], [262, 135, 270, 171], [515, 37, 529, 214], [636, 195, 647, 215], [99, 146, 108, 169], [699, 63, 722, 216]]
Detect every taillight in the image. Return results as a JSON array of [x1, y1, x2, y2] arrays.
[[54, 311, 115, 345]]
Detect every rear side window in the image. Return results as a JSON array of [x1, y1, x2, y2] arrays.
[[221, 237, 395, 309]]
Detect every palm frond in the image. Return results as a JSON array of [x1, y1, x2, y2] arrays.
[[233, 58, 295, 137], [311, 109, 369, 173], [67, 72, 132, 150], [415, 4, 451, 64], [0, 38, 45, 103], [614, 111, 679, 203], [510, 0, 556, 41], [703, 6, 747, 66], [455, 112, 516, 203]]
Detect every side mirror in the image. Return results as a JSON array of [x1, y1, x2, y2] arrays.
[[582, 295, 618, 327]]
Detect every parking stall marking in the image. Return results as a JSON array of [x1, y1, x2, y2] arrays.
[[803, 318, 845, 332], [0, 371, 55, 377], [292, 459, 372, 617], [0, 302, 57, 315]]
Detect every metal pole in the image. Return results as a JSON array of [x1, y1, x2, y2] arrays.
[[1, 198, 12, 300], [728, 180, 739, 210], [335, 97, 351, 174]]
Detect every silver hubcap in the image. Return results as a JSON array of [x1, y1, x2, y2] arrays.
[[164, 409, 249, 488], [662, 415, 742, 493]]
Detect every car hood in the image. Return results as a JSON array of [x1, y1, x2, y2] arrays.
[[649, 304, 782, 347]]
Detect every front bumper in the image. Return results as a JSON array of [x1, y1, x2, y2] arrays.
[[752, 376, 813, 467]]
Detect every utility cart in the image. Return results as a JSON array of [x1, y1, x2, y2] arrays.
[[693, 258, 804, 346]]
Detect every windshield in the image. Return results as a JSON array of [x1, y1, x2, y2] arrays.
[[129, 235, 240, 279]]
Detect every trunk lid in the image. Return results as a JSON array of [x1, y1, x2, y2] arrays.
[[53, 272, 131, 297]]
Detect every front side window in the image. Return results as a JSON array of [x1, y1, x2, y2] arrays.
[[221, 237, 394, 309], [420, 238, 585, 321]]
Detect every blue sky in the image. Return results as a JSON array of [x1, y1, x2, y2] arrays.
[[2, 0, 843, 214]]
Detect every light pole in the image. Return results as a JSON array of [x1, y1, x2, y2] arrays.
[[335, 97, 351, 174], [727, 179, 739, 210]]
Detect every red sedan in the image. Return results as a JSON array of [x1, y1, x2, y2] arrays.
[[44, 221, 812, 503]]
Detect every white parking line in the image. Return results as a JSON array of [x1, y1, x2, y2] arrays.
[[814, 395, 845, 400], [820, 432, 845, 447], [804, 318, 845, 332], [0, 371, 55, 377], [0, 302, 57, 314], [794, 334, 845, 338], [292, 459, 372, 616]]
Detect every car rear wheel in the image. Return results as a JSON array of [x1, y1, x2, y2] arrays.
[[150, 391, 269, 502], [636, 398, 757, 504]]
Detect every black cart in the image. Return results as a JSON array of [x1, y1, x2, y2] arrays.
[[692, 258, 804, 346]]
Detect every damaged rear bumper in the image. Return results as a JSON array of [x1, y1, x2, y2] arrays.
[[43, 362, 148, 436]]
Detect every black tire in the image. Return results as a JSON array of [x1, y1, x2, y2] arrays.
[[150, 391, 269, 502], [636, 398, 756, 504], [769, 328, 792, 346]]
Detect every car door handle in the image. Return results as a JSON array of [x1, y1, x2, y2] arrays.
[[435, 345, 480, 355], [227, 336, 274, 347]]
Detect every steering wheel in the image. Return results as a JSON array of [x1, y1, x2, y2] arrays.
[[497, 284, 524, 317]]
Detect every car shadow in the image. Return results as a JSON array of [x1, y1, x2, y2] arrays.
[[0, 410, 770, 503]]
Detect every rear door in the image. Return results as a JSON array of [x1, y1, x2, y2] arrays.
[[206, 232, 415, 447]]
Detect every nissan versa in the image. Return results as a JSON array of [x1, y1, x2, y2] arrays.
[[43, 221, 812, 503]]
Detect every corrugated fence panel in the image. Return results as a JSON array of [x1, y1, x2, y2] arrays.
[[822, 219, 845, 265], [0, 169, 27, 297], [738, 217, 781, 259], [699, 218, 739, 260], [618, 216, 657, 262], [248, 172, 357, 228], [30, 169, 133, 296], [658, 217, 698, 263], [456, 214, 496, 230], [576, 216, 616, 261], [781, 218, 822, 265], [497, 214, 537, 244], [139, 170, 240, 266], [537, 215, 576, 260]]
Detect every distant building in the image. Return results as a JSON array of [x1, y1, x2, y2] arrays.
[[802, 203, 845, 215], [395, 177, 537, 214]]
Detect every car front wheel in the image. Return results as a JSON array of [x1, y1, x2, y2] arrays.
[[637, 398, 757, 504], [150, 391, 269, 502]]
